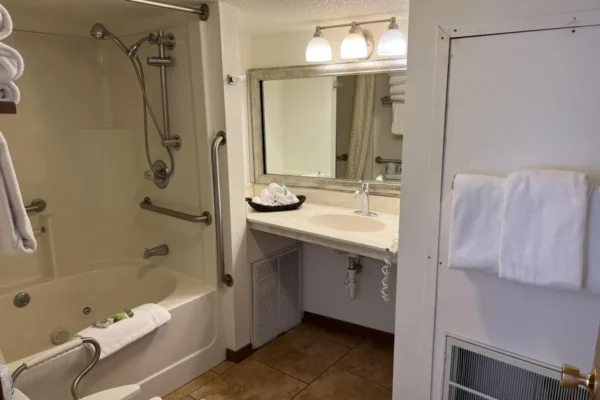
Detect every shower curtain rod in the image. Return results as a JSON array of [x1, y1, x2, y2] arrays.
[[124, 0, 210, 20]]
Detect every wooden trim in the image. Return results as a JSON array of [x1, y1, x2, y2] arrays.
[[303, 311, 394, 345], [225, 343, 253, 363]]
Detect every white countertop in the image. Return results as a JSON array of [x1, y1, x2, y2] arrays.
[[246, 203, 399, 261]]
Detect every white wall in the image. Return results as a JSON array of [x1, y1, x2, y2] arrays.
[[394, 2, 600, 399], [263, 77, 335, 177], [372, 74, 402, 181]]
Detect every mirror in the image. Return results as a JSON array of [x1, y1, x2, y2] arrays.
[[249, 59, 406, 197]]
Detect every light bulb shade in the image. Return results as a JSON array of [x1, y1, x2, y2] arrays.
[[306, 36, 332, 62], [377, 28, 407, 56], [341, 32, 368, 59]]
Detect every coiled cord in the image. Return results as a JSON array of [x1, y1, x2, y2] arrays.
[[381, 255, 392, 302]]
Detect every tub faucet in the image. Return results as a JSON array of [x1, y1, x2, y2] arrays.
[[143, 244, 169, 259], [354, 182, 377, 217]]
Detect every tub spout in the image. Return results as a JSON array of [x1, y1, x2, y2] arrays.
[[143, 244, 169, 259]]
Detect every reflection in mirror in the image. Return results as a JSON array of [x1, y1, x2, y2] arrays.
[[261, 71, 404, 183]]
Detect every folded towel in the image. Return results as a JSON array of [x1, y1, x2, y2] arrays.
[[389, 75, 405, 86], [449, 174, 505, 272], [268, 183, 283, 197], [0, 5, 13, 41], [0, 82, 19, 104], [587, 187, 600, 293], [390, 85, 405, 95], [499, 170, 589, 290], [75, 303, 171, 360], [391, 102, 404, 135], [0, 364, 13, 400], [390, 94, 405, 102], [0, 43, 23, 83], [260, 189, 275, 204], [0, 133, 36, 255]]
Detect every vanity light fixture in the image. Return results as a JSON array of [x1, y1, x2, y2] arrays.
[[305, 17, 406, 62], [306, 27, 333, 62]]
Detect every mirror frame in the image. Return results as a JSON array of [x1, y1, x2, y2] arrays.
[[248, 58, 407, 197]]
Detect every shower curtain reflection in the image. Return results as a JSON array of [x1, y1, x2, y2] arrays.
[[346, 74, 375, 180]]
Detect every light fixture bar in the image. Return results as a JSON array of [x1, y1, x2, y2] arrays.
[[124, 0, 210, 20], [317, 18, 396, 32]]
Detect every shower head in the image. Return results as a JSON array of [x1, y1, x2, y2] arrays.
[[90, 23, 107, 40], [89, 23, 129, 55]]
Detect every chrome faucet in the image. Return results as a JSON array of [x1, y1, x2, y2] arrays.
[[354, 182, 377, 217], [143, 244, 169, 259]]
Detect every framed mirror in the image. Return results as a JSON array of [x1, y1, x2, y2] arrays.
[[249, 59, 406, 197]]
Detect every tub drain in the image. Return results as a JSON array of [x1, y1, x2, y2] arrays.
[[51, 328, 70, 345]]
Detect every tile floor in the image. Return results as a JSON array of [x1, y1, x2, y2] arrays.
[[164, 323, 394, 400]]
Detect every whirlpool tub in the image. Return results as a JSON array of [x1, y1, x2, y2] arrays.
[[0, 263, 222, 400]]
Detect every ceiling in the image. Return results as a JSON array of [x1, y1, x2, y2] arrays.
[[2, 0, 409, 36]]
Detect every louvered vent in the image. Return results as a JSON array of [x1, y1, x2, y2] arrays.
[[252, 245, 302, 349], [444, 336, 590, 400]]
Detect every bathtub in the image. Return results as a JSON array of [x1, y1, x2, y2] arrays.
[[1, 264, 223, 400]]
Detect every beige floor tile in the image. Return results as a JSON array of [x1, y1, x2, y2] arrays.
[[189, 358, 305, 400], [164, 371, 218, 400], [211, 360, 236, 374], [293, 323, 364, 348], [335, 339, 394, 389], [297, 367, 391, 400], [253, 329, 350, 383]]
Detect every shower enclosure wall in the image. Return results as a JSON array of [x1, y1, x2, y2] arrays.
[[0, 4, 226, 400]]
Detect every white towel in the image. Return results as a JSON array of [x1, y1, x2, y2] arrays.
[[260, 189, 275, 205], [499, 170, 589, 290], [389, 75, 405, 86], [0, 133, 36, 255], [0, 43, 23, 82], [391, 102, 404, 135], [448, 174, 505, 272], [0, 364, 13, 400], [0, 82, 19, 103], [0, 5, 13, 41], [76, 303, 171, 360], [268, 183, 283, 197], [586, 186, 600, 293], [390, 85, 405, 95], [390, 94, 405, 102]]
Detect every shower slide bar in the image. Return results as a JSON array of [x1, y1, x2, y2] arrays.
[[140, 197, 212, 225], [25, 198, 47, 214], [211, 131, 234, 287], [124, 0, 210, 20]]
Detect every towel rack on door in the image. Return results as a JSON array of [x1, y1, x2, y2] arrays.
[[25, 198, 47, 214], [211, 131, 234, 287]]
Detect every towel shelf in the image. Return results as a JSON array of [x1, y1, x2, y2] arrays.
[[26, 199, 47, 214], [0, 101, 16, 114], [375, 156, 402, 164], [140, 197, 212, 225]]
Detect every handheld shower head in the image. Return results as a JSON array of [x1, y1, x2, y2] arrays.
[[90, 23, 107, 40]]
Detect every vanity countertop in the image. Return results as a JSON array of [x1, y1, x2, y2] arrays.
[[246, 203, 398, 261]]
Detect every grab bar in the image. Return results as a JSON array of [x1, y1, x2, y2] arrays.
[[140, 197, 212, 225], [211, 131, 234, 287], [26, 198, 47, 214], [375, 156, 402, 164]]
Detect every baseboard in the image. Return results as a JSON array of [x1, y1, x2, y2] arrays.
[[226, 343, 253, 363], [303, 312, 394, 345]]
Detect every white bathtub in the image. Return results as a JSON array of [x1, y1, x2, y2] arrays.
[[1, 264, 223, 400]]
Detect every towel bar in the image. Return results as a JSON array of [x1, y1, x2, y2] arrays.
[[25, 199, 47, 214], [140, 197, 212, 225], [375, 156, 402, 164]]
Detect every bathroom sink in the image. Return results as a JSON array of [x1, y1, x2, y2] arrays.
[[309, 214, 386, 233]]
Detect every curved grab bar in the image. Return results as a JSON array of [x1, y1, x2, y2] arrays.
[[211, 131, 234, 287], [71, 338, 101, 400]]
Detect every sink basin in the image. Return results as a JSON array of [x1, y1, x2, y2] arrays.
[[309, 214, 386, 233]]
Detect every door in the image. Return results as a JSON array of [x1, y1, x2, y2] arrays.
[[561, 325, 600, 398]]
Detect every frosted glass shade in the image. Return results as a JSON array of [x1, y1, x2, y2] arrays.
[[377, 28, 407, 56], [306, 36, 332, 62], [341, 32, 368, 59]]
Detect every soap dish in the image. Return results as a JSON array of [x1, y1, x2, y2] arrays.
[[245, 195, 306, 212]]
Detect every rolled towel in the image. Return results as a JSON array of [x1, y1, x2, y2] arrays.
[[268, 183, 284, 196], [0, 82, 19, 103], [0, 5, 13, 41], [285, 193, 299, 204], [390, 85, 405, 95], [0, 42, 23, 82], [251, 196, 263, 205], [76, 303, 171, 360], [260, 189, 275, 204]]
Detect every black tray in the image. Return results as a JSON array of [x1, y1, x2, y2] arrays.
[[245, 195, 306, 212]]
